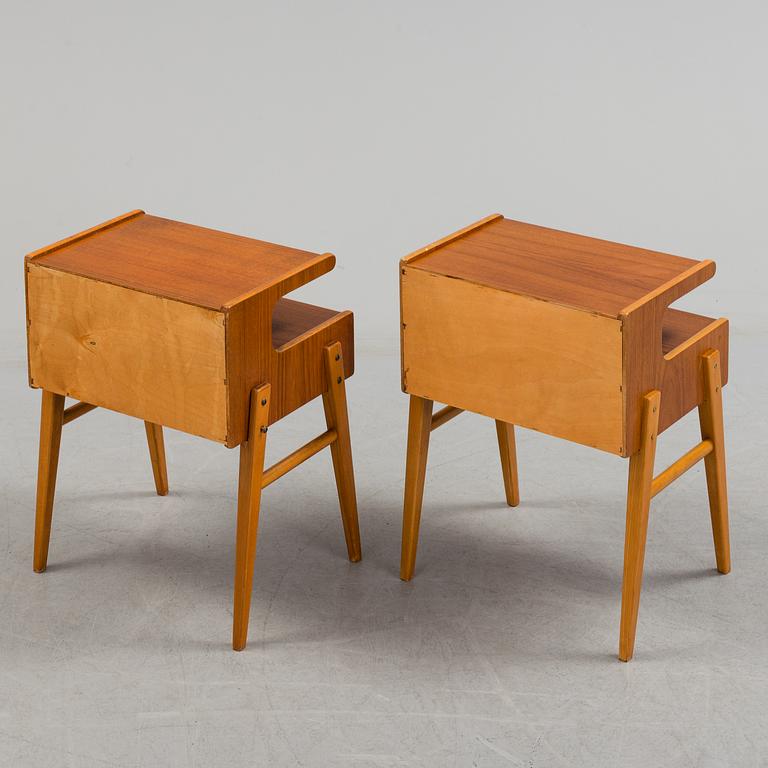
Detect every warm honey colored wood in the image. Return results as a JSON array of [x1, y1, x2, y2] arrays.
[[233, 385, 270, 651], [33, 391, 65, 572], [401, 266, 624, 454], [261, 429, 337, 489], [430, 405, 463, 431], [399, 214, 732, 661], [25, 210, 144, 261], [661, 309, 716, 355], [622, 313, 728, 456], [650, 439, 713, 498], [401, 404, 522, 572], [26, 211, 360, 651], [34, 397, 169, 568], [400, 214, 727, 458], [400, 395, 433, 581], [698, 350, 730, 574], [62, 401, 97, 425], [28, 212, 335, 311], [144, 422, 169, 496], [495, 421, 520, 507], [27, 263, 229, 442], [406, 216, 703, 318], [26, 211, 353, 448], [322, 342, 362, 563], [618, 261, 716, 318], [401, 214, 503, 265], [225, 300, 353, 446], [272, 299, 339, 348], [619, 390, 661, 662], [617, 259, 726, 456]]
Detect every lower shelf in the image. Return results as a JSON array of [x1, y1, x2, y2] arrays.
[[662, 308, 716, 355], [272, 298, 340, 349]]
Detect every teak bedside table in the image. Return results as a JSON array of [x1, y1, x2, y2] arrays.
[[25, 210, 361, 650], [399, 214, 730, 661]]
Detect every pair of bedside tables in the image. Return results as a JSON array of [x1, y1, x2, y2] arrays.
[[24, 211, 730, 660]]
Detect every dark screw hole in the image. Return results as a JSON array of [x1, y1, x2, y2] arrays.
[[337, 376, 342, 384], [261, 399, 267, 406]]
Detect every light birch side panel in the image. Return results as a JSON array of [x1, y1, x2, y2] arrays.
[[401, 267, 624, 454], [26, 264, 228, 442]]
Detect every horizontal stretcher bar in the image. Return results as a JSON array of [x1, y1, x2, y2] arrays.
[[63, 401, 97, 425], [261, 428, 337, 489], [651, 439, 713, 498], [431, 405, 463, 431]]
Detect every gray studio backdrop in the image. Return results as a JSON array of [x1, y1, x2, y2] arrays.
[[2, 1, 767, 360]]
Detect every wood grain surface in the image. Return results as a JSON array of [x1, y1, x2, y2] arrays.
[[272, 298, 338, 349], [28, 212, 335, 310], [27, 263, 229, 441], [406, 216, 701, 318], [225, 294, 353, 446], [619, 390, 661, 662], [698, 349, 731, 575], [622, 303, 728, 455], [26, 213, 356, 448], [401, 266, 624, 454], [661, 309, 715, 354]]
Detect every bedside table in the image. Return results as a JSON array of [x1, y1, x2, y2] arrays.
[[399, 214, 729, 661], [25, 210, 361, 650]]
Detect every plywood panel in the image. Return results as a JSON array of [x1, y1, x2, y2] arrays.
[[658, 319, 728, 436], [622, 303, 729, 455], [401, 267, 624, 454], [26, 263, 228, 442], [620, 274, 728, 457], [225, 293, 354, 446]]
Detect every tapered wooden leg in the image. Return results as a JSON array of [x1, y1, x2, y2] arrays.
[[33, 390, 65, 572], [698, 349, 730, 574], [232, 384, 270, 651], [495, 420, 520, 507], [144, 422, 168, 496], [322, 343, 362, 563], [400, 395, 433, 581], [619, 390, 660, 662]]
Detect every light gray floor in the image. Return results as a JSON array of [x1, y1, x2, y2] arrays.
[[1, 337, 766, 768]]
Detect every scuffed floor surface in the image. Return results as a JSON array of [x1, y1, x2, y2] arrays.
[[1, 338, 766, 767]]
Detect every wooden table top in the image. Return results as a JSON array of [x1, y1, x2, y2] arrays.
[[26, 211, 335, 310], [402, 214, 708, 319]]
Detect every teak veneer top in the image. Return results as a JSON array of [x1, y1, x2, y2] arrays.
[[26, 210, 334, 310], [403, 214, 708, 319]]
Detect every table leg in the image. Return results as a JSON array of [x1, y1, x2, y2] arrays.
[[495, 420, 520, 507], [698, 349, 730, 574], [144, 422, 168, 496], [33, 390, 65, 572], [400, 395, 433, 581], [619, 390, 660, 662], [232, 384, 270, 651], [322, 342, 362, 563]]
